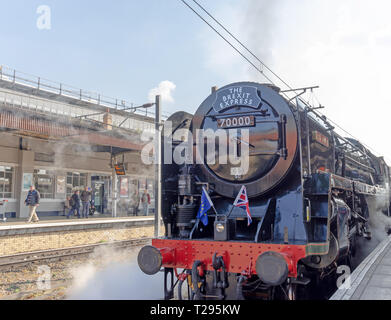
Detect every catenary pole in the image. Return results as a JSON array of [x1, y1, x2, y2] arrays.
[[154, 95, 162, 237]]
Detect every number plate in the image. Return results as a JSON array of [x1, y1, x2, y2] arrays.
[[217, 116, 255, 129]]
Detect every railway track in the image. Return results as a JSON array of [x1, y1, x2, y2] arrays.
[[0, 238, 151, 269]]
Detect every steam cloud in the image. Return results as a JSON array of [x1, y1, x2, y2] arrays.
[[148, 80, 176, 103], [66, 246, 164, 300], [201, 0, 391, 161]]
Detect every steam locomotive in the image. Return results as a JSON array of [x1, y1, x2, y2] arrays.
[[138, 82, 391, 300]]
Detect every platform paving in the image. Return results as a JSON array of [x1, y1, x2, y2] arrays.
[[0, 214, 153, 226], [0, 215, 154, 227], [0, 215, 156, 256], [0, 216, 155, 237], [331, 235, 391, 300]]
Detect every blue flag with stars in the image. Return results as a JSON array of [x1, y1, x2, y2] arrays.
[[197, 187, 213, 226]]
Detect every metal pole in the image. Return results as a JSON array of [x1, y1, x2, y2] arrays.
[[112, 163, 118, 218], [154, 95, 162, 237]]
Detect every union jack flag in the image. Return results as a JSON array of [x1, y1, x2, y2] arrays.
[[233, 185, 252, 226]]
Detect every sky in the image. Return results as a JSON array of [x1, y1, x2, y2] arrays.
[[1, 0, 391, 160]]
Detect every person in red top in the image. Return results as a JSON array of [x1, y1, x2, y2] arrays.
[[141, 189, 151, 216]]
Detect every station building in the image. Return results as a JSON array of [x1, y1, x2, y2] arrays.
[[0, 66, 159, 219]]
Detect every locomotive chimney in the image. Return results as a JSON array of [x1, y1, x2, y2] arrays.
[[211, 86, 218, 94]]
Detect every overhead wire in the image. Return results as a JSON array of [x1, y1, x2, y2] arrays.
[[191, 0, 294, 91], [179, 0, 275, 86], [179, 0, 384, 157], [309, 91, 384, 156]]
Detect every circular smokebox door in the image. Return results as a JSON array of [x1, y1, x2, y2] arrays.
[[192, 82, 298, 198]]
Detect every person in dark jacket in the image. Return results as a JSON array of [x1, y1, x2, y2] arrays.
[[80, 187, 91, 219], [25, 185, 40, 223], [67, 190, 81, 219]]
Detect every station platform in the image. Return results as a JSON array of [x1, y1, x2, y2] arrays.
[[0, 216, 156, 256], [331, 235, 391, 300], [0, 213, 152, 225]]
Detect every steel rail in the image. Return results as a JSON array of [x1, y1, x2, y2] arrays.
[[0, 238, 151, 269]]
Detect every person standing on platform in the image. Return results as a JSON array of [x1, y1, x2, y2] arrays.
[[25, 185, 40, 223], [141, 189, 151, 216], [64, 196, 71, 216], [80, 186, 92, 219], [67, 190, 81, 219]]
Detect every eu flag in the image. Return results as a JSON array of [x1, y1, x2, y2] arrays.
[[197, 187, 213, 226]]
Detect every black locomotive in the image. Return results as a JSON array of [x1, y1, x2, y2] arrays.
[[138, 82, 391, 300]]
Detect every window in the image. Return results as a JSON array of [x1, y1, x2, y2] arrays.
[[129, 179, 139, 197], [66, 172, 87, 196], [0, 166, 14, 199], [34, 169, 55, 199]]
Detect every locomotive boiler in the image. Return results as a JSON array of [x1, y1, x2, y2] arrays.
[[138, 82, 391, 300]]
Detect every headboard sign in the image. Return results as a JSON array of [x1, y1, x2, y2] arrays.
[[212, 85, 262, 113]]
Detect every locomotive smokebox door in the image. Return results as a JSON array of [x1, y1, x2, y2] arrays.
[[192, 82, 298, 198], [214, 216, 230, 241]]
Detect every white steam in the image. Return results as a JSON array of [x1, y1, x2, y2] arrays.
[[66, 246, 164, 300], [148, 80, 176, 103], [200, 0, 391, 161]]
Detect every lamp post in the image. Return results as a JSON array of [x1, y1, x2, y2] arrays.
[[154, 95, 162, 237], [118, 102, 155, 127], [112, 164, 118, 218]]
